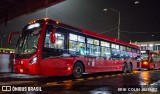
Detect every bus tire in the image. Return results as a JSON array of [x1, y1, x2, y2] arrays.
[[73, 62, 83, 78], [123, 63, 128, 73], [128, 63, 133, 73]]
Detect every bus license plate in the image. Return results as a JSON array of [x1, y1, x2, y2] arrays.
[[20, 69, 23, 73]]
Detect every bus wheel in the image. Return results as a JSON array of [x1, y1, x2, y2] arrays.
[[128, 63, 133, 73], [123, 63, 128, 73], [73, 62, 83, 78]]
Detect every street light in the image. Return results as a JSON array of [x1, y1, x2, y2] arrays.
[[103, 8, 120, 40]]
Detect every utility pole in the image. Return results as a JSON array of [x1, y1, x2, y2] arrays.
[[103, 8, 120, 39]]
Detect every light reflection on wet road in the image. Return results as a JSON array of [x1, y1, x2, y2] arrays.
[[0, 70, 160, 94]]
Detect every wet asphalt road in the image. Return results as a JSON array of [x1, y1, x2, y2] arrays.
[[0, 70, 160, 94]]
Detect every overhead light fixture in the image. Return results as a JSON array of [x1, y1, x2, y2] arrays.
[[135, 1, 140, 4], [103, 8, 107, 11]]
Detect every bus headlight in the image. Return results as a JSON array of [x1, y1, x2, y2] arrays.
[[30, 57, 37, 64], [143, 61, 148, 65]]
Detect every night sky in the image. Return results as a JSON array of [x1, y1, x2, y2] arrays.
[[0, 0, 160, 48]]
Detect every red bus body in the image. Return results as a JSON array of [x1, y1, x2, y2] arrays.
[[140, 50, 160, 69], [13, 18, 140, 78]]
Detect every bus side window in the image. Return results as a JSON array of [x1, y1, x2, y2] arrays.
[[87, 44, 94, 56], [100, 41, 111, 59], [44, 32, 65, 49], [69, 40, 79, 55], [69, 33, 86, 55], [111, 44, 120, 58], [43, 27, 65, 58], [132, 49, 137, 60], [120, 46, 126, 59], [135, 55, 141, 60], [86, 38, 100, 57], [101, 47, 111, 59], [126, 47, 132, 59]]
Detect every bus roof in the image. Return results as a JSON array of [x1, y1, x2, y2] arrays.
[[35, 18, 140, 49]]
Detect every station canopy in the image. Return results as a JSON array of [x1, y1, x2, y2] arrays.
[[0, 0, 64, 25]]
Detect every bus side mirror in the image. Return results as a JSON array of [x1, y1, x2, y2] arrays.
[[50, 28, 56, 44], [8, 32, 20, 45], [8, 34, 11, 44]]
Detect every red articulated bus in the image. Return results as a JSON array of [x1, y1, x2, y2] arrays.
[[9, 18, 141, 78], [140, 50, 160, 70]]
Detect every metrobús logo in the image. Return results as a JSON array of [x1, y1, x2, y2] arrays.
[[2, 86, 42, 92]]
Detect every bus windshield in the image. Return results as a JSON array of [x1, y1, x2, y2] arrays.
[[16, 22, 42, 56], [140, 51, 148, 60], [151, 52, 160, 62]]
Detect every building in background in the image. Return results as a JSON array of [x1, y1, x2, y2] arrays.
[[131, 41, 160, 53]]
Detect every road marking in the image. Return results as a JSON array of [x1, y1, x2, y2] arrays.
[[96, 76, 103, 79], [63, 80, 72, 83], [111, 74, 115, 77], [87, 77, 94, 80], [76, 78, 84, 81], [46, 82, 59, 86], [104, 75, 109, 77]]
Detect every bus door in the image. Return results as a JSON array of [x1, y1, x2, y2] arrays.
[[85, 45, 97, 73], [110, 44, 121, 71], [100, 45, 112, 72], [85, 38, 101, 73], [41, 26, 69, 76]]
